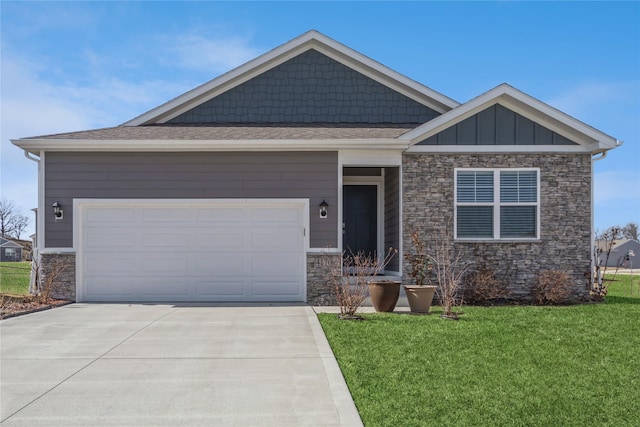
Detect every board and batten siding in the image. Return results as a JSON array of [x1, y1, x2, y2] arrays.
[[417, 104, 578, 146], [44, 151, 338, 249]]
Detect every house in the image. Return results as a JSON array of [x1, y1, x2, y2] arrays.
[[12, 30, 621, 303], [597, 239, 639, 268], [0, 237, 23, 262]]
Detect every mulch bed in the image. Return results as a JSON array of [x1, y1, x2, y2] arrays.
[[0, 296, 72, 320]]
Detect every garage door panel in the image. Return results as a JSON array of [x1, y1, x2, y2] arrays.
[[85, 208, 135, 223], [194, 255, 246, 276], [138, 279, 189, 297], [196, 207, 248, 222], [251, 253, 303, 274], [79, 200, 306, 302], [85, 230, 136, 248], [140, 257, 190, 274], [142, 232, 190, 247], [250, 207, 300, 223], [251, 231, 302, 249], [252, 280, 302, 297], [141, 208, 191, 222], [197, 231, 246, 249], [85, 256, 136, 275], [85, 278, 136, 298], [196, 279, 246, 297]]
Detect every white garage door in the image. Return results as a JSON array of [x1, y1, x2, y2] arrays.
[[76, 199, 308, 302]]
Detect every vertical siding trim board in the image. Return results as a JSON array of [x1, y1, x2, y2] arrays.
[[384, 167, 401, 272]]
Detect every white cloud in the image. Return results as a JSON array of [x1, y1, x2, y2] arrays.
[[1, 31, 262, 238], [544, 80, 639, 127], [159, 33, 261, 74], [0, 53, 187, 237]]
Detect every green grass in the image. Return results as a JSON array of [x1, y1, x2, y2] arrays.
[[319, 277, 640, 427], [0, 261, 32, 295]]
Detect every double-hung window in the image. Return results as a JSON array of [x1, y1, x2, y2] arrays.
[[455, 168, 539, 240]]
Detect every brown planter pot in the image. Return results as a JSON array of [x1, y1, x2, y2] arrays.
[[404, 285, 437, 314], [368, 281, 401, 312]]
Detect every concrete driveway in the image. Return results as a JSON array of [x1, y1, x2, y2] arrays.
[[0, 304, 362, 427]]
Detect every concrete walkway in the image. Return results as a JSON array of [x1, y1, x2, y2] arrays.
[[0, 304, 362, 427]]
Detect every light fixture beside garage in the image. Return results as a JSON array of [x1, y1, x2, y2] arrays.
[[319, 200, 328, 218], [52, 201, 63, 220]]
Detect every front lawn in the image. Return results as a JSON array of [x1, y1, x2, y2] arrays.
[[318, 277, 640, 427], [0, 261, 31, 295]]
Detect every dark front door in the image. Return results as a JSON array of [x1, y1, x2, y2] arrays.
[[343, 185, 377, 257]]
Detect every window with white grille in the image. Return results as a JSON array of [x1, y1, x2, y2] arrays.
[[455, 169, 539, 240]]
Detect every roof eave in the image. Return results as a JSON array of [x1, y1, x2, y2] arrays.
[[11, 138, 411, 152]]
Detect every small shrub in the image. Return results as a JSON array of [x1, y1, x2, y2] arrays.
[[531, 270, 574, 305], [331, 248, 397, 319], [428, 224, 473, 319], [464, 266, 511, 305]]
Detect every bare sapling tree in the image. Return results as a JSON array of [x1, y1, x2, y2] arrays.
[[427, 224, 473, 319], [405, 229, 432, 286], [591, 226, 622, 299], [331, 248, 397, 319], [622, 222, 638, 241], [0, 199, 30, 239], [33, 257, 70, 303]]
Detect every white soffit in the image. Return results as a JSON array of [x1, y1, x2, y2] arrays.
[[124, 30, 459, 126], [401, 84, 620, 152]]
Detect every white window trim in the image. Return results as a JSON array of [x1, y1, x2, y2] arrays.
[[454, 168, 540, 241]]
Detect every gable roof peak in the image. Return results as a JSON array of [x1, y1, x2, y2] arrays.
[[124, 30, 458, 126], [402, 82, 621, 153]]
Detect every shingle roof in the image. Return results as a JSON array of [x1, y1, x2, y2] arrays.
[[28, 123, 417, 140]]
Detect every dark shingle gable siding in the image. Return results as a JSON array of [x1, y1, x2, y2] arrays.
[[169, 49, 439, 124], [418, 104, 578, 146]]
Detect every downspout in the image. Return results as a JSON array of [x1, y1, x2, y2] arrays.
[[23, 150, 41, 294], [24, 150, 40, 163], [591, 140, 623, 289]]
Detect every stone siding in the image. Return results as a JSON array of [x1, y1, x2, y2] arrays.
[[402, 153, 592, 302], [36, 251, 341, 304], [307, 252, 341, 305], [39, 252, 76, 301]]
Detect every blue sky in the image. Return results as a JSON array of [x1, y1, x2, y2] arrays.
[[1, 1, 639, 238]]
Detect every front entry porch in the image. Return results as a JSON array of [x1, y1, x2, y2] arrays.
[[342, 166, 401, 274]]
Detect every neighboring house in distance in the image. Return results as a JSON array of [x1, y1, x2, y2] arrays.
[[0, 237, 23, 262], [598, 239, 640, 268], [12, 30, 621, 303]]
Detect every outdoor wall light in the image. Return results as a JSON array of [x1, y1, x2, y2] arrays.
[[52, 201, 63, 220], [319, 200, 328, 218]]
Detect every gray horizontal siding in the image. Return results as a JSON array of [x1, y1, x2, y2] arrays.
[[44, 152, 338, 249], [169, 49, 439, 124], [418, 104, 578, 146]]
